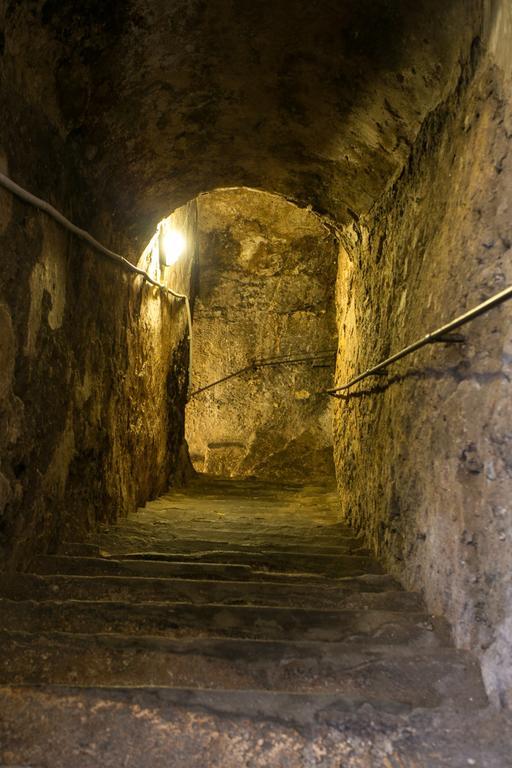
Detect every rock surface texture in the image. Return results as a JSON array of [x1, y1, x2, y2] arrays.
[[186, 189, 337, 479], [1, 475, 510, 767], [0, 178, 194, 569], [333, 9, 512, 707], [0, 0, 479, 246]]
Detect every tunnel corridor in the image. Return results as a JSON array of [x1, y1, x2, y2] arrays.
[[1, 0, 512, 764]]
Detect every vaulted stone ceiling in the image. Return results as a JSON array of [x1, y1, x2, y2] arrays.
[[4, 0, 479, 246]]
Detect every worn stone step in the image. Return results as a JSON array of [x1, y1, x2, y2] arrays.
[[0, 631, 486, 708], [102, 513, 350, 528], [156, 485, 328, 500], [33, 554, 382, 579], [33, 555, 257, 580], [1, 685, 509, 768], [73, 536, 369, 557], [0, 573, 412, 609], [95, 524, 355, 546], [0, 598, 449, 645], [115, 500, 345, 515], [140, 498, 340, 514], [101, 550, 381, 576]]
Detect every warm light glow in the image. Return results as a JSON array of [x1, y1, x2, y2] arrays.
[[162, 228, 187, 266]]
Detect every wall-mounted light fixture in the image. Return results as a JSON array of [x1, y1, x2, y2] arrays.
[[159, 222, 187, 267], [0, 168, 195, 399], [153, 216, 193, 396]]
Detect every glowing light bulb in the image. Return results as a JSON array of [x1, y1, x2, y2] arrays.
[[162, 229, 187, 266]]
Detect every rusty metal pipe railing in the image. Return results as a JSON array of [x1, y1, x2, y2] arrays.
[[190, 350, 336, 398], [0, 171, 193, 379], [326, 284, 512, 395]]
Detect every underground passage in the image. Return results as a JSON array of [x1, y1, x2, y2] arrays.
[[0, 1, 511, 765]]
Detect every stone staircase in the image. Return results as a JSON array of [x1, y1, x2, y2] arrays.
[[0, 477, 509, 767]]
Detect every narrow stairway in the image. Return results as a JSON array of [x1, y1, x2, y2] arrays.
[[0, 477, 508, 767]]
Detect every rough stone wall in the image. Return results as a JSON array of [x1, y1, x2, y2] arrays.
[[0, 12, 195, 568], [333, 24, 512, 706], [0, 189, 194, 569], [2, 0, 479, 247], [186, 189, 337, 480]]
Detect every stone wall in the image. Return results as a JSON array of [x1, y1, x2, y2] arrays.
[[186, 189, 338, 480], [0, 28, 194, 568], [0, 189, 195, 569], [1, 0, 478, 245], [333, 24, 512, 706]]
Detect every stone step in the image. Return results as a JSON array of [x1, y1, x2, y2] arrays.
[[142, 495, 339, 510], [33, 554, 382, 579], [95, 525, 355, 546], [1, 685, 509, 768], [72, 536, 368, 557], [0, 598, 449, 646], [104, 512, 350, 526], [0, 573, 412, 609], [97, 550, 381, 575], [0, 631, 486, 708], [33, 555, 258, 580], [140, 491, 339, 508]]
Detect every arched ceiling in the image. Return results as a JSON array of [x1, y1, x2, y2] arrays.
[[4, 0, 482, 246]]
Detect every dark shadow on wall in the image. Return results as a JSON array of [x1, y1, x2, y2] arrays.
[[329, 362, 508, 402], [21, 0, 477, 246]]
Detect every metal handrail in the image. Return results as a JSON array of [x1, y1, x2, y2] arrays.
[[5, 170, 509, 401], [190, 350, 336, 398], [326, 284, 512, 395], [0, 171, 193, 375]]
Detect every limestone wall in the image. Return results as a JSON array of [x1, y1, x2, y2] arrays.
[[0, 31, 194, 569], [333, 27, 512, 706], [186, 189, 337, 480], [0, 187, 194, 569]]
